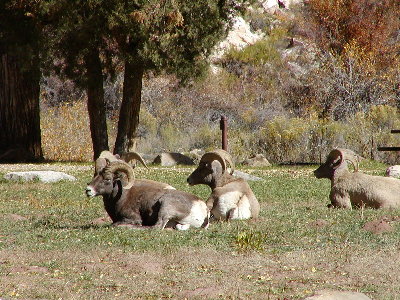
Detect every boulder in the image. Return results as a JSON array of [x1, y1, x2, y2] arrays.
[[242, 154, 271, 167], [4, 171, 76, 183], [232, 170, 263, 181], [304, 290, 371, 300], [211, 16, 264, 61], [136, 153, 159, 165], [153, 153, 195, 167], [262, 0, 303, 13], [189, 149, 205, 161], [385, 165, 400, 178]]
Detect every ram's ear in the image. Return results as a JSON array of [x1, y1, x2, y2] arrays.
[[328, 149, 344, 169]]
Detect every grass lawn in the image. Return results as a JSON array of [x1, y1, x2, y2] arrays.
[[0, 161, 399, 299]]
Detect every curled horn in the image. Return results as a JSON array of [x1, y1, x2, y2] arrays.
[[336, 148, 361, 172], [95, 151, 120, 174], [104, 161, 135, 189], [98, 150, 119, 162], [120, 152, 148, 169], [200, 149, 235, 174]]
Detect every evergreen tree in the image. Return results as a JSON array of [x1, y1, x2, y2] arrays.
[[47, 0, 245, 157], [110, 1, 244, 154], [0, 0, 43, 162]]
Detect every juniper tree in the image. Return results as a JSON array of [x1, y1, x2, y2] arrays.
[[47, 0, 246, 157], [0, 0, 43, 162]]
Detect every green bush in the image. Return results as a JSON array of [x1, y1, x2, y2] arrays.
[[259, 116, 314, 163], [257, 105, 400, 164], [224, 38, 281, 66], [235, 228, 266, 252]]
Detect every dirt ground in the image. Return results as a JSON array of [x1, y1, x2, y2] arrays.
[[1, 244, 399, 299]]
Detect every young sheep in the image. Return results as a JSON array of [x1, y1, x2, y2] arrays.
[[314, 148, 400, 209], [187, 149, 260, 220], [86, 151, 209, 229]]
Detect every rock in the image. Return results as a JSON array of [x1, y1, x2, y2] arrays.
[[262, 0, 304, 13], [153, 153, 195, 167], [189, 149, 205, 161], [242, 154, 271, 167], [232, 170, 263, 181], [385, 165, 400, 178], [10, 265, 49, 274], [136, 153, 159, 165], [4, 171, 76, 183], [6, 214, 28, 221], [304, 290, 372, 300], [211, 16, 264, 61]]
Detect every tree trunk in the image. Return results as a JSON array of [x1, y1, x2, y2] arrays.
[[0, 53, 43, 162], [114, 60, 144, 155], [85, 48, 109, 160]]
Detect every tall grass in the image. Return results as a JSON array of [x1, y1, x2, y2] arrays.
[[40, 101, 400, 165]]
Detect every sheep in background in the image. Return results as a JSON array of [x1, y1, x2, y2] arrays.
[[314, 148, 400, 209], [86, 151, 209, 230], [187, 149, 260, 220]]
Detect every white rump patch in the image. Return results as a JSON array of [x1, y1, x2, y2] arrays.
[[230, 195, 251, 219], [212, 191, 251, 220], [178, 201, 208, 228]]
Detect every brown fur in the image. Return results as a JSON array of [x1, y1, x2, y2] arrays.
[[187, 153, 260, 220], [314, 149, 400, 209], [86, 165, 209, 229]]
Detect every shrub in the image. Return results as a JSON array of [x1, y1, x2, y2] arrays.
[[256, 105, 400, 164], [159, 122, 183, 152], [224, 38, 281, 66], [41, 102, 93, 161], [235, 228, 266, 252], [259, 116, 314, 163]]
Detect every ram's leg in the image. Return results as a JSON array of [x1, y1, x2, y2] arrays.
[[201, 211, 210, 229], [206, 196, 215, 212], [154, 215, 170, 229], [330, 192, 352, 209], [154, 202, 175, 230], [227, 208, 236, 220], [112, 215, 142, 227]]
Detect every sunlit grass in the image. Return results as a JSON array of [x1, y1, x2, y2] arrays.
[[0, 163, 399, 299]]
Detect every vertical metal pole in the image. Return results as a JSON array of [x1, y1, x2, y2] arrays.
[[220, 116, 227, 151]]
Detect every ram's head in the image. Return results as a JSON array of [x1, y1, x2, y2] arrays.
[[86, 150, 147, 197], [187, 149, 234, 186], [314, 148, 362, 179]]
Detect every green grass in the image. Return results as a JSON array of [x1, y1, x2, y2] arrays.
[[0, 162, 399, 299]]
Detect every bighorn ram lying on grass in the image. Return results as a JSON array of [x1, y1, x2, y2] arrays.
[[314, 148, 400, 209], [86, 151, 209, 229], [187, 149, 260, 220]]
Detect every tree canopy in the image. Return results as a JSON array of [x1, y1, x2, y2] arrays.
[[41, 0, 246, 157]]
